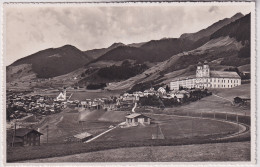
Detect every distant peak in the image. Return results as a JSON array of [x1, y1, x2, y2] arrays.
[[60, 44, 76, 49], [109, 42, 125, 48], [231, 12, 244, 20]]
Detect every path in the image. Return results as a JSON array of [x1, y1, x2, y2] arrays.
[[132, 102, 137, 112], [84, 125, 118, 143], [213, 94, 234, 104], [68, 93, 73, 100]]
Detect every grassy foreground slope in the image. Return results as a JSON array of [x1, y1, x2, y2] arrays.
[[212, 83, 250, 101], [24, 142, 250, 162]]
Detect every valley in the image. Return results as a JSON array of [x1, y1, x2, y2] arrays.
[[5, 11, 252, 163]]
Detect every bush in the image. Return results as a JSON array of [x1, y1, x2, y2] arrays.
[[87, 83, 107, 90]]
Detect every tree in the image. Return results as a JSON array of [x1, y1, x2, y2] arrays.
[[166, 85, 170, 92]]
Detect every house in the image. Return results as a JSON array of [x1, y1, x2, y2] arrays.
[[157, 87, 166, 96], [125, 113, 151, 126], [169, 91, 185, 99], [80, 101, 87, 108], [7, 128, 43, 147], [133, 91, 144, 97]]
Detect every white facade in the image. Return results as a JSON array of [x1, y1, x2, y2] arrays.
[[170, 61, 241, 90]]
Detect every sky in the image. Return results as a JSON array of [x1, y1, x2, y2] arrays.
[[4, 3, 252, 66]]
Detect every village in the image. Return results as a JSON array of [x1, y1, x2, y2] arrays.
[[6, 62, 251, 148]]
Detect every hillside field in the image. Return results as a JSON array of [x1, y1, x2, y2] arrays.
[[36, 108, 123, 144], [24, 141, 250, 162], [95, 114, 239, 142]]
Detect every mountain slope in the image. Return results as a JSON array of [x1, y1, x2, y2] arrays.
[[8, 45, 92, 79], [84, 42, 125, 60], [90, 45, 158, 63], [91, 13, 244, 64], [180, 13, 244, 41], [210, 13, 250, 44], [106, 13, 250, 91], [6, 12, 250, 90]]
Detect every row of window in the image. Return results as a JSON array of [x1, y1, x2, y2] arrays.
[[211, 78, 239, 83], [210, 84, 239, 88]]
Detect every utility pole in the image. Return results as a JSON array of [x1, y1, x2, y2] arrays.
[[11, 115, 18, 147], [214, 110, 215, 119], [157, 123, 159, 139], [236, 110, 239, 133], [47, 125, 49, 144], [191, 117, 193, 138], [226, 110, 228, 121], [11, 121, 16, 147], [44, 125, 49, 144]]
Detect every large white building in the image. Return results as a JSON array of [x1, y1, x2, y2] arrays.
[[170, 61, 241, 90]]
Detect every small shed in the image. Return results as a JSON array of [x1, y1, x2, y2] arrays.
[[73, 132, 93, 142], [125, 113, 151, 126]]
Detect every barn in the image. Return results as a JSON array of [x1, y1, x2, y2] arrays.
[[7, 128, 43, 147], [125, 113, 151, 126]]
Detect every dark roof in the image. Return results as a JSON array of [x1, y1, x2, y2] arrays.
[[15, 128, 43, 137], [74, 132, 93, 139], [125, 113, 150, 119], [210, 71, 241, 79], [6, 131, 24, 143]]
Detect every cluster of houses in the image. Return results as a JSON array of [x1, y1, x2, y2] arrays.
[[6, 92, 66, 120], [121, 87, 191, 102], [78, 98, 114, 110], [75, 86, 195, 112]]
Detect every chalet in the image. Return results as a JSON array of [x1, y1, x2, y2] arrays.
[[157, 87, 166, 96], [7, 128, 43, 147], [79, 101, 87, 108], [125, 113, 151, 126]]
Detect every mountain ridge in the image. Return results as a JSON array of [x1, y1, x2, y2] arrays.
[[6, 12, 250, 90]]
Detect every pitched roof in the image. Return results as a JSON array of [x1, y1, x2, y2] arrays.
[[125, 113, 150, 119], [171, 75, 196, 82], [210, 71, 241, 79], [74, 132, 93, 139], [15, 128, 43, 137]]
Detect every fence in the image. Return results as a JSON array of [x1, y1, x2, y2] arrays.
[[171, 111, 250, 126]]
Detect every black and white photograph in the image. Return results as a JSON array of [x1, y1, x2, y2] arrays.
[[1, 1, 256, 165]]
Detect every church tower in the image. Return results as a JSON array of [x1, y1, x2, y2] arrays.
[[63, 87, 67, 100], [196, 62, 203, 78], [202, 60, 210, 77]]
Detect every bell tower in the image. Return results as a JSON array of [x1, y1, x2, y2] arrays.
[[202, 60, 210, 77], [196, 62, 203, 78], [63, 87, 67, 100]]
